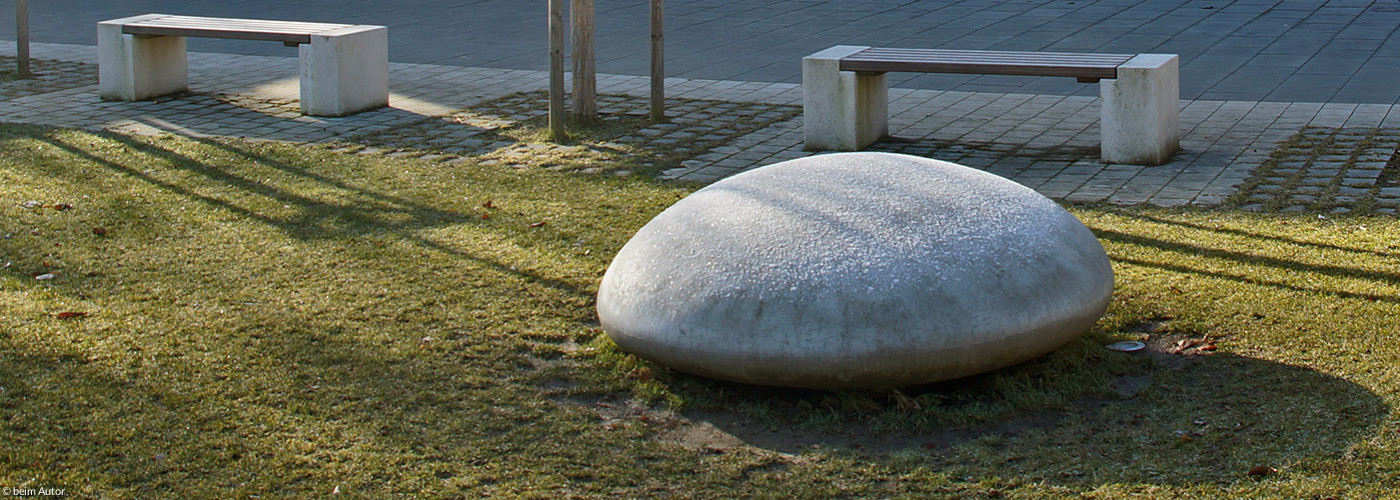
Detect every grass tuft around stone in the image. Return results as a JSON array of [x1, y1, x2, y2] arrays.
[[1, 123, 1398, 497]]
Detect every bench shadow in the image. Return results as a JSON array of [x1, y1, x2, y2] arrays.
[[113, 91, 437, 142], [869, 134, 1103, 166]]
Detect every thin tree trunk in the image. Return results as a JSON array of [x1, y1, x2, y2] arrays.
[[17, 0, 32, 79], [570, 0, 596, 122], [548, 0, 567, 140], [650, 0, 664, 122]]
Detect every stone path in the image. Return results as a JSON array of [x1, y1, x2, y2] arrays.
[[5, 0, 1400, 104], [3, 40, 1400, 211]]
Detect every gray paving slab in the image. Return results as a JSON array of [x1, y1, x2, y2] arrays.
[[3, 0, 1400, 104]]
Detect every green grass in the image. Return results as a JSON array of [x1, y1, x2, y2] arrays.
[[1, 123, 1397, 498]]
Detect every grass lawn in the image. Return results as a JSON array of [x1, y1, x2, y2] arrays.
[[1, 122, 1397, 498]]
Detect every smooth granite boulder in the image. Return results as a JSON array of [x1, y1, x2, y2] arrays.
[[597, 152, 1113, 389]]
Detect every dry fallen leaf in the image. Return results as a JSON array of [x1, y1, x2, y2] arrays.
[[34, 273, 57, 281], [482, 200, 496, 209], [92, 227, 108, 236], [1247, 465, 1275, 477], [529, 221, 547, 228], [54, 312, 88, 319], [53, 203, 73, 211]]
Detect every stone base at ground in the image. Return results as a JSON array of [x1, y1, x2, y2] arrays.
[[598, 152, 1115, 389]]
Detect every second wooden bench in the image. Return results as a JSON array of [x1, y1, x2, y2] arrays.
[[802, 46, 1179, 165]]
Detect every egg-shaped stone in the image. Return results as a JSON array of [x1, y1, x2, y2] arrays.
[[597, 152, 1113, 389]]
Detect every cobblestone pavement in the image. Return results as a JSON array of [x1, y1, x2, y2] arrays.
[[0, 56, 96, 99], [348, 92, 797, 175], [3, 41, 1400, 210], [1232, 128, 1400, 214]]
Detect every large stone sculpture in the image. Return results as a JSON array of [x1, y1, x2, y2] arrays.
[[597, 153, 1113, 389]]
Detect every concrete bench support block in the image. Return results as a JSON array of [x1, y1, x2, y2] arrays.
[[299, 26, 389, 116], [1100, 54, 1179, 166], [803, 45, 887, 151], [98, 17, 188, 101]]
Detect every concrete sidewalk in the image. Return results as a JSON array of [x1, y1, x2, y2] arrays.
[[3, 41, 1399, 211]]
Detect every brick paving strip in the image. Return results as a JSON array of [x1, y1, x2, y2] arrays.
[[4, 41, 1400, 210]]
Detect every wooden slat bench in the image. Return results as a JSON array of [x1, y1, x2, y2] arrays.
[[803, 46, 1179, 165], [98, 14, 389, 117]]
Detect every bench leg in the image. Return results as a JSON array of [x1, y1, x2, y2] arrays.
[[299, 26, 389, 117], [1100, 54, 1179, 166], [803, 46, 887, 151], [98, 22, 187, 101]]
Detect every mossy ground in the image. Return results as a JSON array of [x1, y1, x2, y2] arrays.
[[1, 122, 1397, 498]]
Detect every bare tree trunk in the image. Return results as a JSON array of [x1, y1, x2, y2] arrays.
[[650, 0, 664, 122], [548, 0, 567, 140], [570, 0, 596, 123], [17, 0, 33, 79]]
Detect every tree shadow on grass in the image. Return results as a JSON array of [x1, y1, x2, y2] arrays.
[[1125, 211, 1400, 259], [24, 125, 595, 300], [0, 125, 658, 495]]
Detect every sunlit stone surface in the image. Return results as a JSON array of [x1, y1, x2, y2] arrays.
[[597, 152, 1113, 389]]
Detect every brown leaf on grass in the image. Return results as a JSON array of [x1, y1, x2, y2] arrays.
[[482, 200, 496, 209], [54, 311, 88, 319], [53, 203, 73, 211], [1246, 465, 1275, 476], [481, 213, 491, 220], [92, 227, 108, 236], [529, 221, 547, 228], [1170, 339, 1199, 354]]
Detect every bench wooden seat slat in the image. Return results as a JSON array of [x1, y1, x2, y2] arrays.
[[851, 48, 1134, 60], [841, 48, 1134, 80], [846, 54, 1135, 65], [126, 15, 352, 32], [121, 14, 354, 44]]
